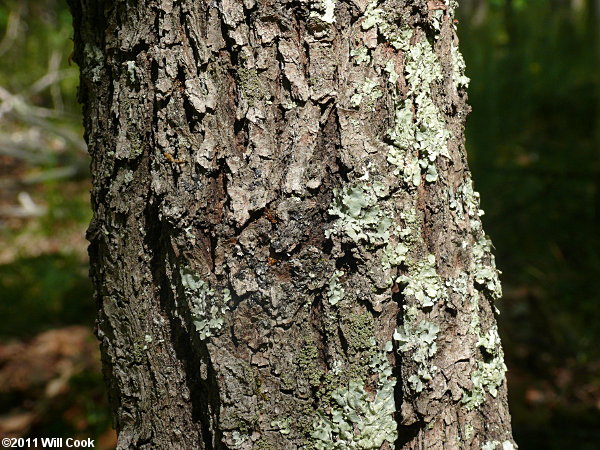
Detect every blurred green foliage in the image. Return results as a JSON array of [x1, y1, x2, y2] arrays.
[[0, 0, 91, 337], [0, 0, 77, 107], [32, 369, 113, 441], [0, 0, 109, 444], [0, 253, 92, 339], [458, 0, 599, 447]]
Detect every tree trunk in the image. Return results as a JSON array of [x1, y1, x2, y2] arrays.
[[68, 0, 515, 448]]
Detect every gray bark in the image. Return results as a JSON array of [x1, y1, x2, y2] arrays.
[[68, 0, 515, 448]]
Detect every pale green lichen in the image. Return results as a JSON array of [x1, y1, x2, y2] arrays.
[[231, 431, 249, 447], [126, 61, 136, 83], [350, 78, 383, 109], [482, 441, 516, 450], [461, 180, 483, 215], [362, 3, 411, 50], [310, 327, 397, 448], [381, 239, 408, 273], [462, 325, 508, 409], [394, 316, 440, 392], [370, 341, 394, 376], [455, 179, 485, 229], [383, 59, 399, 84], [387, 210, 444, 393], [404, 41, 444, 92], [387, 40, 450, 185], [399, 207, 419, 236], [331, 359, 343, 375], [142, 334, 153, 351], [453, 180, 502, 299], [398, 254, 446, 308], [472, 235, 503, 300], [83, 43, 104, 83], [464, 423, 474, 440], [180, 268, 229, 340], [325, 184, 392, 246], [357, 0, 507, 417], [325, 182, 405, 287], [388, 143, 422, 186], [311, 354, 397, 449], [350, 47, 370, 65], [462, 292, 507, 409], [327, 270, 345, 306], [431, 9, 444, 35], [270, 418, 291, 435], [361, 2, 383, 31], [446, 272, 469, 300], [362, 2, 451, 185], [387, 84, 448, 184], [451, 44, 470, 88], [326, 185, 409, 294]]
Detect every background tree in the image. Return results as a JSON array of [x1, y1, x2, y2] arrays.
[[68, 0, 515, 448]]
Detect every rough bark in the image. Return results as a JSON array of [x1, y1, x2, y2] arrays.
[[69, 0, 515, 448]]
